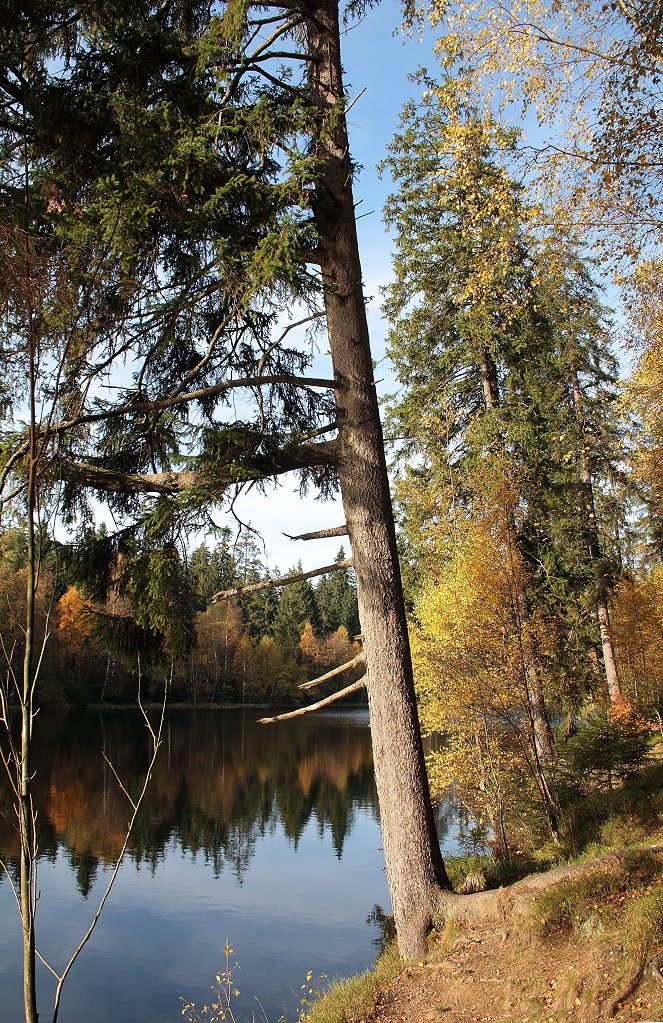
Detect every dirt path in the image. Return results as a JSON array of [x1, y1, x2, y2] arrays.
[[369, 920, 663, 1023]]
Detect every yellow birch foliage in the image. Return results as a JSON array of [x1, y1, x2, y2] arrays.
[[53, 585, 108, 697], [421, 100, 541, 316], [56, 585, 99, 667], [300, 623, 359, 670], [611, 568, 663, 706], [411, 492, 558, 846], [412, 0, 663, 258], [299, 622, 321, 664], [57, 586, 93, 636], [318, 626, 361, 671], [623, 260, 663, 510]]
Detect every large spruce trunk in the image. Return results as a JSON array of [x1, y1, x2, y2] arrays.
[[303, 0, 449, 960]]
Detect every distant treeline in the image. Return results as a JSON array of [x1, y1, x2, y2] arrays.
[[0, 527, 361, 706]]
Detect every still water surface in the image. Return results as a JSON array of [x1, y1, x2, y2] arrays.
[[0, 707, 460, 1023]]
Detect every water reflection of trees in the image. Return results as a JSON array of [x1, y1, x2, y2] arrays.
[[0, 710, 381, 892]]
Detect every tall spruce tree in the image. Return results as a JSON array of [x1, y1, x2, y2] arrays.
[[315, 547, 359, 636], [272, 562, 320, 644], [189, 531, 236, 610], [383, 81, 624, 707], [535, 238, 625, 699], [382, 87, 541, 466]]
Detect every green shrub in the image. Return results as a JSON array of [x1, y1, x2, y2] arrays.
[[557, 702, 651, 792]]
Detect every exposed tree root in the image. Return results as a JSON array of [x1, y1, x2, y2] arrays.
[[606, 967, 644, 1017], [435, 844, 663, 927]]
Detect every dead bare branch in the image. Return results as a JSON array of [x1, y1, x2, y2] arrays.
[[35, 948, 60, 982], [102, 753, 137, 813], [258, 675, 367, 722], [0, 856, 21, 913], [257, 312, 326, 376], [299, 652, 365, 690], [284, 524, 349, 541], [52, 374, 339, 434], [212, 558, 352, 602], [49, 673, 170, 1023]]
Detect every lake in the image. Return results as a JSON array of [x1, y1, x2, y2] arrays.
[[0, 707, 461, 1023]]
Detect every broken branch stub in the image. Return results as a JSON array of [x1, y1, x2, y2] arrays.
[[284, 525, 349, 541], [258, 675, 367, 723]]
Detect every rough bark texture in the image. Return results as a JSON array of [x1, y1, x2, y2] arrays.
[[527, 683, 555, 766], [596, 599, 622, 701], [305, 0, 449, 961]]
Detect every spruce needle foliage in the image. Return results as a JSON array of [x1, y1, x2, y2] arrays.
[[0, 0, 337, 659], [384, 77, 624, 703], [556, 699, 651, 792]]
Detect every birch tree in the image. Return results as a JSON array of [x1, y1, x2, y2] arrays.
[[411, 0, 663, 260]]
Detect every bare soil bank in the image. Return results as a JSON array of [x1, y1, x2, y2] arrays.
[[370, 916, 663, 1023]]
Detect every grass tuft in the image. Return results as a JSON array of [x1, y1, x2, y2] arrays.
[[300, 943, 402, 1023], [527, 849, 663, 943]]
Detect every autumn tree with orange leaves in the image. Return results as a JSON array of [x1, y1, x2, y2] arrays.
[[411, 482, 563, 853]]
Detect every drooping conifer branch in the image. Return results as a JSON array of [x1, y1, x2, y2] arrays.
[[258, 676, 366, 722], [257, 313, 327, 375], [47, 375, 339, 437], [54, 439, 339, 499], [1, 378, 340, 499], [212, 557, 352, 602], [219, 12, 306, 106], [284, 524, 349, 541], [47, 674, 170, 1023], [299, 652, 365, 690]]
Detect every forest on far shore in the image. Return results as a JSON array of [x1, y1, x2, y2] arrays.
[[0, 527, 361, 706]]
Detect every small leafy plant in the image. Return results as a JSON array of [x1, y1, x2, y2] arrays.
[[181, 941, 243, 1023]]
